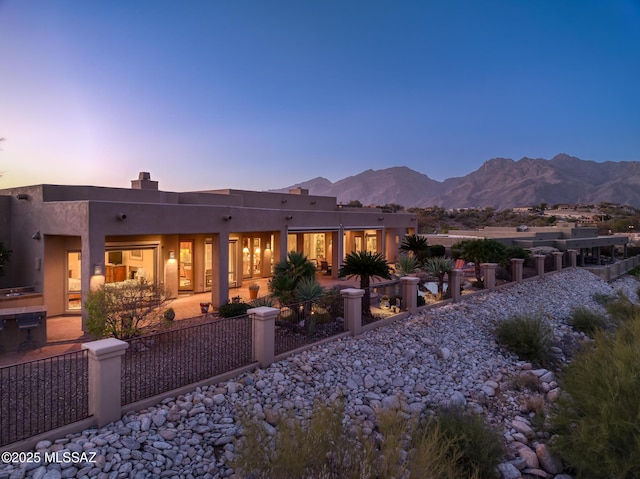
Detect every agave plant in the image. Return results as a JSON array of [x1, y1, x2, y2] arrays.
[[395, 253, 420, 277]]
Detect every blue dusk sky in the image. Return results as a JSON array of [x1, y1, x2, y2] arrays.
[[1, 0, 639, 192]]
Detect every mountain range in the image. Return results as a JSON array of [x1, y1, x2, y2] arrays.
[[273, 154, 640, 210]]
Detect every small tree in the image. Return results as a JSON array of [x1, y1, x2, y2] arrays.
[[338, 251, 392, 315], [85, 278, 171, 339], [0, 242, 11, 278], [452, 239, 507, 282]]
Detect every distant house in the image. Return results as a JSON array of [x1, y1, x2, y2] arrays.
[[0, 173, 416, 330], [425, 224, 629, 264]]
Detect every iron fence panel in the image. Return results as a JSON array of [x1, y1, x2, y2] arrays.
[[0, 350, 89, 447], [122, 316, 253, 405]]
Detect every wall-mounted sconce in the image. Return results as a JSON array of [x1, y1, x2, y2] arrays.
[[265, 243, 271, 251], [310, 201, 316, 205], [117, 213, 128, 221], [31, 231, 41, 240], [223, 215, 232, 221], [378, 216, 384, 221], [169, 250, 176, 260], [243, 247, 250, 254], [286, 215, 293, 220], [411, 217, 417, 221], [16, 193, 30, 200], [93, 263, 104, 276], [281, 199, 288, 204]]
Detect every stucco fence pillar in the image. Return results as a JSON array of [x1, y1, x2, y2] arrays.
[[480, 263, 498, 291], [533, 254, 546, 278], [511, 258, 524, 283], [341, 288, 365, 337], [567, 249, 578, 268], [553, 251, 564, 271], [248, 306, 279, 368], [400, 276, 421, 313], [449, 269, 462, 302], [82, 338, 129, 427]]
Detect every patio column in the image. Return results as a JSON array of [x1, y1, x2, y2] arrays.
[[400, 276, 420, 313], [210, 232, 229, 308], [480, 263, 497, 291], [83, 338, 128, 427], [341, 288, 364, 337], [449, 269, 462, 302], [567, 249, 577, 267], [249, 306, 278, 368], [82, 230, 106, 333], [511, 258, 524, 283], [533, 254, 546, 278], [553, 251, 564, 271]]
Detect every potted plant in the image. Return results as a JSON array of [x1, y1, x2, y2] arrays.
[[163, 307, 175, 322], [380, 295, 391, 310], [249, 282, 260, 299]]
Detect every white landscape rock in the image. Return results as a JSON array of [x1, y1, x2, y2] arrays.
[[0, 269, 636, 479]]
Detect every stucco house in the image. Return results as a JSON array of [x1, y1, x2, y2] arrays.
[[0, 173, 416, 331]]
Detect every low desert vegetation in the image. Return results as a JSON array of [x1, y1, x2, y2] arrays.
[[568, 306, 609, 336], [232, 401, 504, 479], [550, 295, 640, 479], [495, 313, 554, 366], [85, 279, 171, 339]]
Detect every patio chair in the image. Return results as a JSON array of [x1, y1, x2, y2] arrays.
[[16, 312, 43, 351], [320, 261, 332, 275]]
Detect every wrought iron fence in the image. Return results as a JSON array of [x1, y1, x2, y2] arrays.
[[122, 316, 253, 405], [0, 350, 89, 447], [363, 281, 402, 326], [274, 298, 345, 355]]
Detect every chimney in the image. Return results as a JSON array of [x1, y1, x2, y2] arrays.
[[131, 172, 158, 190], [288, 187, 308, 195]]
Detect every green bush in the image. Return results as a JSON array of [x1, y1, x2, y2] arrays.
[[605, 292, 639, 325], [568, 306, 608, 336], [218, 301, 250, 318], [418, 407, 505, 479], [550, 302, 640, 478], [495, 313, 554, 366]]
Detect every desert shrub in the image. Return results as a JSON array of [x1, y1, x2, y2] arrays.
[[568, 306, 608, 336], [605, 292, 639, 324], [428, 244, 446, 257], [419, 406, 505, 479], [218, 301, 250, 318], [85, 279, 170, 339], [314, 286, 344, 319], [592, 292, 615, 305], [233, 400, 495, 479], [495, 313, 554, 366], [550, 305, 640, 478]]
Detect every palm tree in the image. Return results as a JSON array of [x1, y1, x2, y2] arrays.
[[452, 239, 507, 283], [399, 234, 430, 264], [269, 251, 317, 304], [424, 256, 454, 299], [338, 251, 392, 315]]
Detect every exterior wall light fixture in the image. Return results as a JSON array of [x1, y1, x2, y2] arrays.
[[169, 250, 176, 260], [93, 263, 104, 276], [286, 215, 293, 220], [223, 215, 232, 221], [117, 213, 128, 221], [16, 193, 30, 200], [31, 231, 41, 240]]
